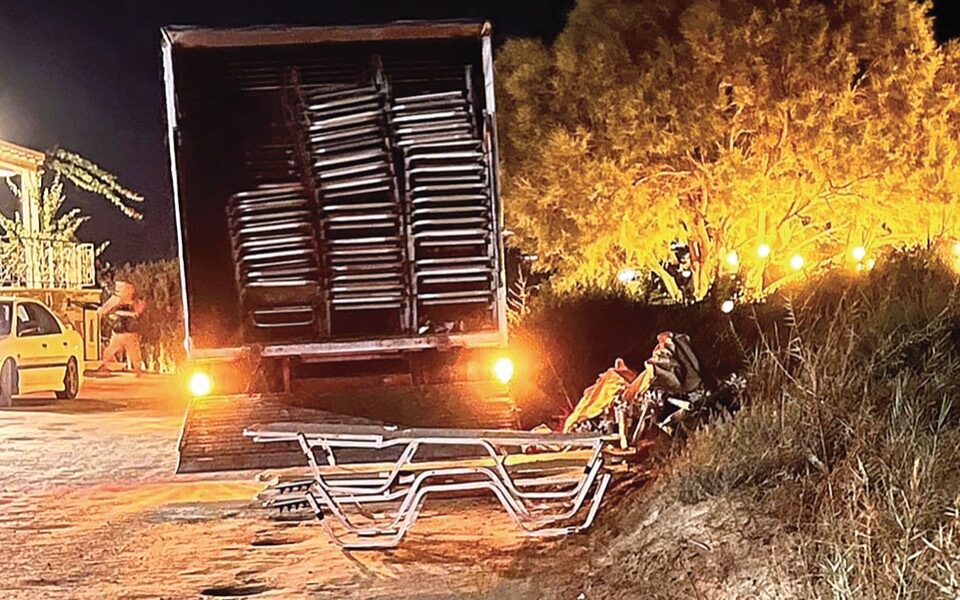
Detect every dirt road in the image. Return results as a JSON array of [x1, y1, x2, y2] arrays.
[[0, 375, 553, 599]]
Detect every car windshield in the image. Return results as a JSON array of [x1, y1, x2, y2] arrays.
[[0, 302, 10, 337]]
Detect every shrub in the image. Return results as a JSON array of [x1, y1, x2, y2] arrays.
[[110, 259, 183, 372], [669, 249, 960, 598]]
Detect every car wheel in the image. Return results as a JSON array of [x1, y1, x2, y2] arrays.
[[56, 358, 80, 400], [0, 359, 18, 407]]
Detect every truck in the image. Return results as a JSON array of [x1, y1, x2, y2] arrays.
[[161, 21, 517, 473]]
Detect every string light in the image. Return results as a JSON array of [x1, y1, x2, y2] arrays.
[[725, 251, 740, 268], [757, 243, 772, 259], [852, 246, 866, 262], [790, 254, 805, 270], [866, 258, 876, 270], [953, 242, 960, 257], [720, 299, 735, 314], [617, 268, 637, 283]]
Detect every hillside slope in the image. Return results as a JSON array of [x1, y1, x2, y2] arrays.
[[499, 251, 960, 599]]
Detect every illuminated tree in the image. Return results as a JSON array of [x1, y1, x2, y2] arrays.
[[0, 174, 111, 286], [497, 0, 960, 301]]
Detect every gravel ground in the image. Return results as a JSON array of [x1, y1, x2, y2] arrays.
[[0, 375, 547, 599]]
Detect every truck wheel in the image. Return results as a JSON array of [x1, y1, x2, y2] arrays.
[[56, 358, 80, 400], [0, 359, 18, 407]]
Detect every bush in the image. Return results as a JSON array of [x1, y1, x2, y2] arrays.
[[669, 249, 960, 598], [110, 259, 183, 373]]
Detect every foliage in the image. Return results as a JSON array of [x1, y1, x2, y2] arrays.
[[0, 175, 104, 286], [1, 174, 88, 243], [497, 0, 960, 301], [109, 259, 183, 373], [668, 250, 960, 597], [43, 148, 143, 221], [0, 148, 142, 287]]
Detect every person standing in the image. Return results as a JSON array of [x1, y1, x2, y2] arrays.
[[97, 280, 146, 376]]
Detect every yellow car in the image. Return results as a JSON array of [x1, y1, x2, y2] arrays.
[[0, 297, 84, 406]]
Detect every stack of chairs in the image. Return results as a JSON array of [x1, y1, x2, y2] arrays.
[[305, 83, 407, 328], [391, 86, 498, 331], [227, 182, 323, 335], [226, 62, 502, 339], [247, 423, 618, 549]]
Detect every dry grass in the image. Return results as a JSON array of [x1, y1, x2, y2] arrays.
[[668, 249, 960, 599]]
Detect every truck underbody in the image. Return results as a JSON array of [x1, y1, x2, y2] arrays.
[[176, 348, 518, 473]]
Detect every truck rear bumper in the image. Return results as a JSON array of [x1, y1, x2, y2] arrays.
[[188, 331, 507, 361]]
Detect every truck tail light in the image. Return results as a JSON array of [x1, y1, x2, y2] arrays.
[[188, 371, 213, 397], [492, 356, 514, 385]]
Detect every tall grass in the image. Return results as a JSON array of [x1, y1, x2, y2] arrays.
[[670, 250, 960, 598]]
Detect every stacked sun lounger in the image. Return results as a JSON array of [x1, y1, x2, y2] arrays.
[[391, 83, 498, 331], [304, 83, 408, 327], [227, 183, 323, 334], [245, 423, 618, 549], [221, 51, 506, 340]]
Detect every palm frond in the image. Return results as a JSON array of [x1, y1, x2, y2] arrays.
[[45, 148, 143, 221]]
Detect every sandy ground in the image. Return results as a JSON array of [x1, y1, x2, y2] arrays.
[[0, 375, 555, 600]]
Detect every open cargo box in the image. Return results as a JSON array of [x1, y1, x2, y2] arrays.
[[163, 21, 507, 351], [162, 22, 517, 472]]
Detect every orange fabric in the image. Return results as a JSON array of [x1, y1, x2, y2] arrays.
[[561, 332, 702, 433], [563, 358, 640, 433]]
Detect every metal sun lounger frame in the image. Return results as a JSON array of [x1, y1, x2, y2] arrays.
[[244, 424, 620, 549]]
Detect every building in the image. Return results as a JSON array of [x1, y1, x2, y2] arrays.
[[0, 138, 101, 365]]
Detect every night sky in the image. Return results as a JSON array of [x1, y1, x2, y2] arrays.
[[0, 0, 955, 265]]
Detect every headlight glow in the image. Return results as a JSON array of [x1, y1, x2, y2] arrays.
[[493, 357, 515, 385], [189, 371, 212, 397]]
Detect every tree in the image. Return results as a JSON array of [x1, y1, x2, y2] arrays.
[[497, 0, 960, 301], [0, 174, 109, 287], [0, 149, 143, 286], [43, 148, 143, 221]]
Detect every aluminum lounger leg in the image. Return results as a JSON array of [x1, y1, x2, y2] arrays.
[[280, 432, 605, 517], [517, 458, 606, 523], [293, 432, 594, 502], [476, 439, 606, 501], [295, 433, 421, 497], [305, 464, 605, 542], [303, 466, 530, 537], [303, 491, 389, 547], [303, 465, 543, 538], [304, 440, 421, 495], [331, 471, 613, 550], [332, 480, 528, 550], [307, 481, 404, 537], [522, 472, 613, 537], [303, 433, 601, 502]]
